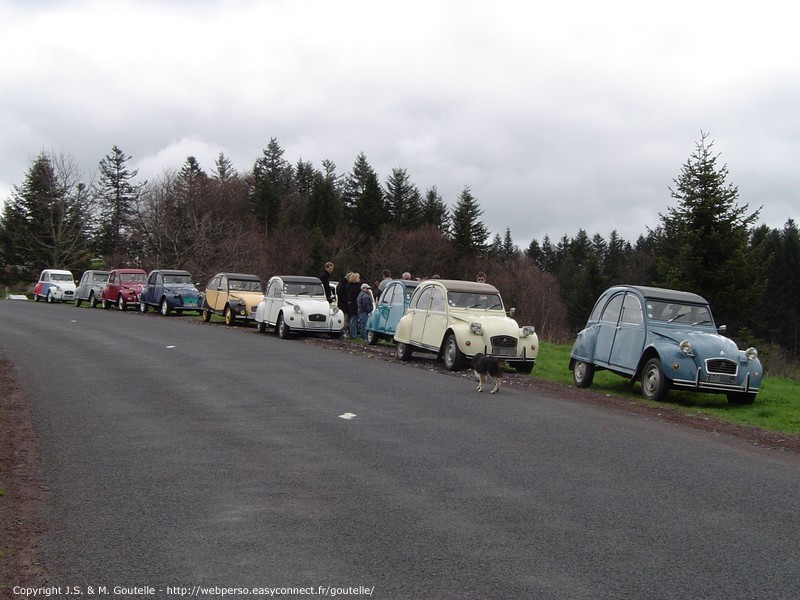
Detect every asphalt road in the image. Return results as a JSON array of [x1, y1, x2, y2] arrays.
[[1, 300, 798, 600]]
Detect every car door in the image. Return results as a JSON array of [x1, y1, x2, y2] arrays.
[[77, 272, 89, 299], [265, 278, 282, 325], [375, 283, 396, 332], [420, 286, 448, 349], [216, 276, 230, 312], [608, 293, 646, 372], [104, 272, 119, 301], [153, 272, 164, 305], [203, 276, 220, 311], [410, 286, 432, 343], [593, 292, 624, 367]]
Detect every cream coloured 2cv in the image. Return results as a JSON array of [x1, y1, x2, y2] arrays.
[[393, 279, 539, 372], [255, 275, 344, 338]]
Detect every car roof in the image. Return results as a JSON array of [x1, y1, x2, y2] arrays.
[[217, 272, 261, 281], [152, 269, 191, 276], [620, 285, 708, 305], [271, 275, 322, 285], [42, 269, 73, 274], [110, 268, 146, 273], [389, 279, 420, 287], [428, 279, 500, 294], [85, 270, 109, 274]]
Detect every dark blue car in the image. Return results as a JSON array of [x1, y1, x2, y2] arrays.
[[139, 269, 201, 316], [365, 279, 420, 345], [569, 285, 762, 404]]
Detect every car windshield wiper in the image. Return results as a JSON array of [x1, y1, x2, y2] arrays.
[[692, 319, 712, 326], [668, 312, 688, 322]]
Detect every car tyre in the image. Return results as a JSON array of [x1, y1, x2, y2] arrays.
[[46, 291, 54, 304], [117, 295, 126, 311], [102, 298, 109, 309], [139, 300, 148, 313], [277, 313, 290, 339], [89, 292, 98, 308], [441, 334, 464, 371], [727, 392, 756, 405], [74, 296, 82, 307], [34, 293, 40, 302], [224, 305, 236, 326], [160, 298, 170, 316], [202, 309, 212, 322], [572, 360, 595, 387], [641, 358, 668, 401], [256, 320, 266, 334], [367, 330, 379, 345], [396, 341, 413, 361]]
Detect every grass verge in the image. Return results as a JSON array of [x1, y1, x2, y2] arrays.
[[533, 341, 800, 436]]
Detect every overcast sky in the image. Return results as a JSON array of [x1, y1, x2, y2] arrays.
[[1, 0, 798, 249]]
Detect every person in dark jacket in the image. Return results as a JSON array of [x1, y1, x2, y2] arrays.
[[336, 272, 351, 334], [346, 272, 362, 339], [319, 261, 335, 302]]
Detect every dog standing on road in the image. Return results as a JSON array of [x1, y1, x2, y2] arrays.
[[473, 353, 504, 394]]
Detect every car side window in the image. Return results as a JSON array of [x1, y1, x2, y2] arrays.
[[220, 278, 228, 292], [600, 294, 624, 324], [620, 294, 643, 325], [391, 285, 405, 306], [110, 273, 117, 285], [414, 287, 432, 311], [430, 288, 446, 312]]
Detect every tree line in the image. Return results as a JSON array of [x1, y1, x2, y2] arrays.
[[1, 133, 797, 361]]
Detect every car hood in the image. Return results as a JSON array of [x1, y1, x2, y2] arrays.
[[229, 291, 264, 307], [451, 312, 520, 333], [165, 284, 198, 295], [286, 297, 331, 311], [652, 327, 742, 356]]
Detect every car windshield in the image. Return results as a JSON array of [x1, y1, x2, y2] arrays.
[[646, 300, 714, 326], [120, 273, 146, 283], [229, 279, 262, 292], [51, 273, 73, 282], [164, 274, 192, 285], [284, 283, 325, 296], [447, 291, 504, 311], [94, 274, 109, 283]]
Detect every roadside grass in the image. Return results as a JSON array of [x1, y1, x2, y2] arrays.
[[533, 341, 800, 436]]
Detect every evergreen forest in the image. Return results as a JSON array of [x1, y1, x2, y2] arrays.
[[1, 133, 797, 367]]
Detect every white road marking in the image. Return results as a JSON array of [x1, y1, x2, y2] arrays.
[[338, 412, 357, 420]]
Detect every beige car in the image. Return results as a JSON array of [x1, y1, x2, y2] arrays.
[[393, 279, 539, 373], [200, 272, 263, 326]]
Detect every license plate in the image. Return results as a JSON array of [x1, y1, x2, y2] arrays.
[[707, 374, 735, 384]]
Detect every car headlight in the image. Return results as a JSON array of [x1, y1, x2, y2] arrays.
[[293, 304, 302, 314], [679, 340, 693, 355], [330, 306, 339, 315], [745, 347, 758, 361], [470, 322, 482, 335], [522, 326, 536, 337]]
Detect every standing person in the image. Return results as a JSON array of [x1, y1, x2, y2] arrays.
[[336, 272, 351, 334], [402, 272, 412, 281], [357, 283, 374, 341], [377, 269, 392, 292], [320, 261, 335, 302], [346, 272, 362, 339], [476, 271, 487, 283]]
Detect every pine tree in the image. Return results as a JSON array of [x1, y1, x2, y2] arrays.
[[656, 132, 762, 328], [384, 168, 421, 229], [93, 145, 142, 260], [343, 153, 386, 238], [420, 186, 450, 234], [251, 138, 294, 235], [450, 186, 489, 260]]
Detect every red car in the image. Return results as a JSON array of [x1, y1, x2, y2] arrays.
[[101, 268, 147, 311]]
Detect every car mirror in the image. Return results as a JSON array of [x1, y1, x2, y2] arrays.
[[717, 325, 727, 334], [508, 307, 516, 317]]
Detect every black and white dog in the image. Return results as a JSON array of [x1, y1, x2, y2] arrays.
[[472, 353, 504, 394]]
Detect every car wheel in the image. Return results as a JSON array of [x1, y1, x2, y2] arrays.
[[160, 298, 170, 316], [224, 306, 235, 326], [117, 295, 126, 311], [442, 334, 464, 371], [367, 330, 378, 345], [277, 313, 290, 339], [34, 293, 40, 302], [396, 341, 413, 361], [641, 358, 668, 401], [202, 309, 212, 323], [89, 293, 98, 308], [727, 392, 756, 405], [572, 360, 594, 387], [74, 296, 82, 307], [512, 361, 534, 375], [46, 291, 54, 304], [256, 320, 266, 334]]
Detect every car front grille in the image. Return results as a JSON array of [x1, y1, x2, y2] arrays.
[[491, 335, 517, 357], [309, 313, 327, 322], [706, 358, 738, 376]]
